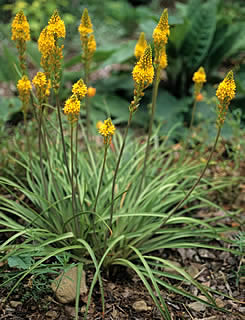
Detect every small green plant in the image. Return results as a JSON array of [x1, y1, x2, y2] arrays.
[[0, 7, 243, 320]]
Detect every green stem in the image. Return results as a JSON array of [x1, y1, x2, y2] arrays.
[[161, 126, 221, 227], [109, 111, 133, 231], [84, 59, 90, 140], [138, 66, 161, 194], [94, 144, 108, 212], [56, 94, 71, 184], [38, 107, 48, 200], [23, 108, 34, 183], [180, 98, 198, 163], [75, 121, 83, 210], [42, 118, 62, 203], [189, 99, 197, 134], [70, 124, 79, 236]]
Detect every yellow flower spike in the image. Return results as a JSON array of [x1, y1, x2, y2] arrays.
[[17, 75, 31, 110], [98, 118, 116, 144], [193, 66, 206, 100], [78, 8, 93, 37], [87, 87, 96, 97], [63, 95, 81, 122], [134, 32, 147, 60], [159, 46, 168, 69], [153, 8, 170, 48], [216, 71, 236, 105], [17, 75, 31, 96], [132, 45, 154, 86], [87, 34, 96, 57], [216, 70, 236, 126], [193, 67, 206, 84], [32, 72, 51, 102], [48, 10, 66, 39], [32, 72, 47, 89], [72, 79, 87, 100], [38, 27, 55, 58], [11, 10, 30, 41]]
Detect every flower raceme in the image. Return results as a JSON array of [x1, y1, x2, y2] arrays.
[[38, 27, 55, 59], [153, 9, 170, 48], [32, 72, 51, 102], [216, 71, 236, 127], [78, 8, 93, 37], [193, 67, 206, 100], [63, 95, 81, 116], [17, 75, 31, 97], [87, 34, 96, 58], [193, 67, 206, 84], [216, 71, 236, 105], [48, 10, 66, 39], [64, 79, 88, 122], [98, 118, 116, 144], [11, 11, 30, 42], [134, 32, 147, 60], [159, 46, 168, 69], [17, 75, 31, 112], [132, 45, 154, 86], [72, 79, 87, 100]]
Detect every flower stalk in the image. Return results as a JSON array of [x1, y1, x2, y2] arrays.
[[138, 9, 169, 193], [161, 70, 236, 226], [109, 45, 154, 232], [78, 8, 96, 139], [11, 10, 30, 74]]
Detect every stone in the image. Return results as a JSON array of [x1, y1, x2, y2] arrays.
[[10, 301, 22, 308], [132, 300, 150, 312], [45, 310, 58, 319], [51, 267, 87, 304], [188, 295, 208, 312]]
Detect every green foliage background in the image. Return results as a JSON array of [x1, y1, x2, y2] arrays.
[[0, 0, 244, 134]]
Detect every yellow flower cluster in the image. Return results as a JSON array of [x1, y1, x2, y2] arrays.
[[64, 79, 87, 121], [48, 10, 66, 39], [32, 72, 51, 102], [17, 75, 31, 111], [134, 32, 147, 60], [159, 46, 168, 69], [87, 34, 96, 58], [38, 27, 55, 58], [192, 67, 206, 100], [78, 8, 93, 36], [216, 71, 236, 126], [216, 71, 236, 105], [78, 8, 96, 62], [17, 75, 32, 96], [153, 9, 170, 48], [132, 46, 154, 85], [98, 118, 116, 144], [72, 79, 87, 100], [63, 95, 81, 116], [193, 67, 206, 84], [38, 10, 65, 87], [11, 10, 30, 41]]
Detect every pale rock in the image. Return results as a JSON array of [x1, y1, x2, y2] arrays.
[[188, 295, 208, 312], [51, 267, 87, 304], [45, 310, 58, 319], [215, 297, 225, 308], [10, 301, 22, 308], [132, 300, 150, 312]]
